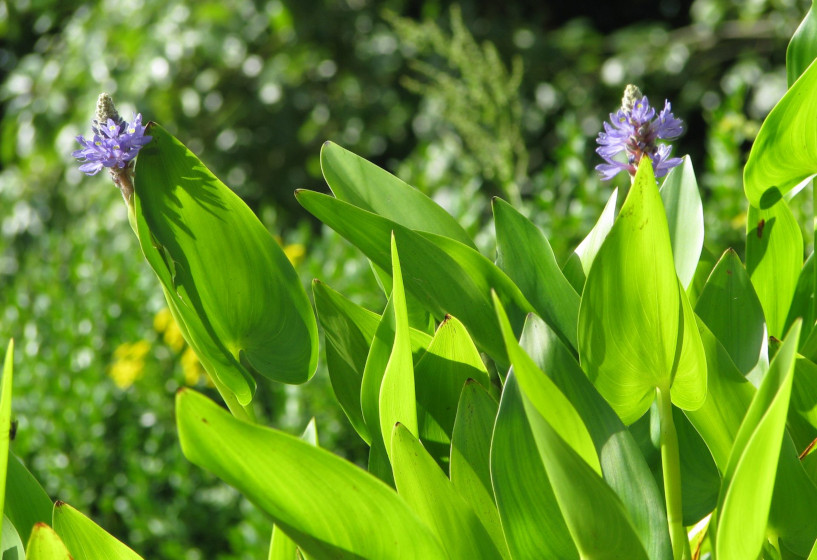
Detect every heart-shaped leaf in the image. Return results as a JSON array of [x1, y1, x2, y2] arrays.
[[134, 124, 318, 404], [578, 158, 707, 424]]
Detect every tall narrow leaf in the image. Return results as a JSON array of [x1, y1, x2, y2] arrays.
[[391, 424, 502, 560], [0, 340, 12, 546], [562, 188, 618, 293], [746, 199, 803, 338], [450, 381, 507, 557], [493, 197, 580, 350], [715, 321, 801, 560], [176, 389, 446, 559], [787, 1, 817, 86], [6, 454, 52, 547], [490, 373, 578, 559], [578, 158, 707, 424], [695, 249, 765, 375], [494, 295, 601, 474], [520, 315, 672, 560], [134, 124, 318, 404], [320, 142, 475, 248], [53, 502, 143, 560], [660, 156, 704, 288], [297, 190, 532, 366], [378, 235, 418, 462], [26, 523, 72, 560], [415, 315, 491, 465]]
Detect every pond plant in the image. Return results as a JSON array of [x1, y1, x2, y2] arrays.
[[4, 5, 817, 560]]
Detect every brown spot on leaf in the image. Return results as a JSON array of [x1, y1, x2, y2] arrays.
[[757, 219, 766, 238]]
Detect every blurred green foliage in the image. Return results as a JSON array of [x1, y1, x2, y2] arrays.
[[0, 0, 811, 557]]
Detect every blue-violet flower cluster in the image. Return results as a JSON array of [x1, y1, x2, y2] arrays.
[[73, 113, 152, 176], [596, 89, 684, 181]]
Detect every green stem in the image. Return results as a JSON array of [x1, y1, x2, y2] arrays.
[[657, 385, 690, 560], [806, 180, 817, 329], [209, 369, 256, 424]]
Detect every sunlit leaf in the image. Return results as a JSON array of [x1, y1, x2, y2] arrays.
[[320, 141, 475, 248], [391, 423, 502, 559], [490, 373, 578, 559], [134, 124, 319, 404], [415, 315, 491, 466], [378, 236, 418, 463], [519, 315, 672, 560], [6, 454, 52, 547], [745, 199, 803, 338], [578, 158, 706, 424], [297, 190, 532, 366], [660, 156, 704, 288], [53, 502, 143, 560], [695, 249, 765, 375], [744, 58, 817, 207], [562, 188, 618, 294], [494, 294, 600, 474], [1, 514, 23, 560], [25, 523, 72, 560], [449, 381, 507, 557], [788, 1, 817, 87], [715, 321, 801, 560], [493, 197, 579, 350], [176, 389, 446, 559], [0, 340, 12, 544]]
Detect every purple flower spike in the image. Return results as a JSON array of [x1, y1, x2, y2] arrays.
[[73, 112, 152, 176], [595, 85, 684, 181]]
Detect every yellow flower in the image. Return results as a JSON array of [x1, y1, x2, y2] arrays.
[[109, 340, 151, 389], [181, 347, 207, 386], [153, 307, 185, 352], [284, 243, 306, 267]]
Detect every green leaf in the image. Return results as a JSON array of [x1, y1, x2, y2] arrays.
[[449, 381, 508, 558], [521, 382, 649, 560], [25, 523, 72, 560], [53, 502, 143, 560], [490, 373, 578, 560], [134, 123, 318, 403], [743, 57, 817, 207], [686, 245, 718, 307], [746, 199, 803, 338], [320, 141, 475, 248], [493, 197, 580, 351], [2, 515, 23, 560], [685, 319, 756, 473], [660, 156, 704, 288], [6, 454, 52, 547], [790, 356, 817, 450], [312, 280, 432, 445], [563, 188, 618, 294], [176, 389, 446, 559], [494, 294, 600, 474], [695, 249, 765, 375], [297, 190, 532, 366], [519, 315, 672, 560], [415, 315, 491, 466], [785, 252, 815, 345], [391, 423, 502, 560], [269, 419, 318, 560], [359, 294, 398, 484], [689, 321, 817, 555], [578, 158, 707, 424], [378, 235, 418, 464], [787, 2, 817, 87], [0, 340, 12, 547], [715, 321, 801, 560]]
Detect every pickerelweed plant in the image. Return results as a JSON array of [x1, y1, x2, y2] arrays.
[[5, 5, 817, 559]]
